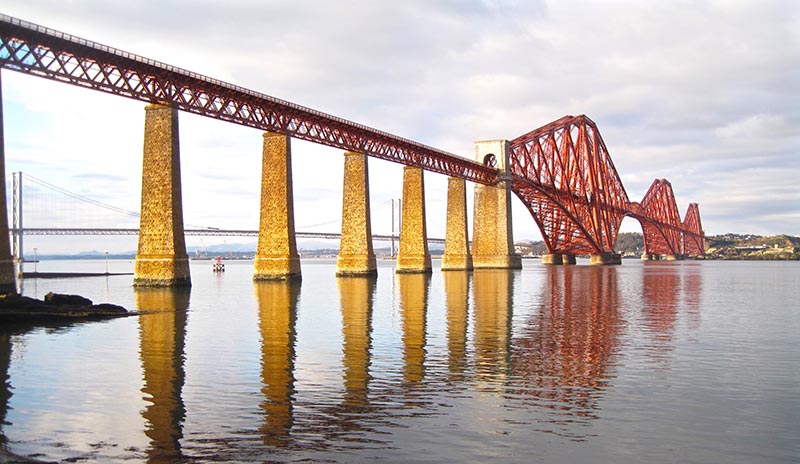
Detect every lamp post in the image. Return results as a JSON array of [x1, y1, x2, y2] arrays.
[[105, 251, 109, 274], [33, 247, 37, 273]]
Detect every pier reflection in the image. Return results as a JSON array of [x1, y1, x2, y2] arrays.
[[397, 274, 430, 388], [135, 288, 190, 463], [473, 270, 513, 384], [443, 272, 470, 381], [0, 334, 11, 453], [512, 266, 621, 424], [255, 281, 300, 447], [642, 264, 680, 347], [338, 277, 375, 410]]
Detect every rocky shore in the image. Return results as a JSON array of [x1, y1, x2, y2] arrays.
[[0, 292, 132, 323]]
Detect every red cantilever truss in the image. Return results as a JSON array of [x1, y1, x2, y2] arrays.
[[509, 117, 704, 256], [628, 180, 683, 256], [682, 203, 705, 256], [0, 14, 496, 185], [508, 115, 630, 254], [0, 14, 705, 257]]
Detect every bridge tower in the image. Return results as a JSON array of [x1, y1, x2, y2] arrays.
[[337, 152, 377, 276], [472, 140, 522, 270], [0, 71, 16, 292], [441, 177, 473, 271], [396, 166, 432, 274], [253, 132, 301, 280], [134, 104, 191, 287]]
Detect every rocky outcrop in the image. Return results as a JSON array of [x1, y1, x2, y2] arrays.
[[0, 292, 130, 322]]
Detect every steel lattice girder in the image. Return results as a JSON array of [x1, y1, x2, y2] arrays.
[[636, 179, 683, 256], [0, 14, 497, 185], [682, 203, 705, 256], [508, 115, 629, 254]]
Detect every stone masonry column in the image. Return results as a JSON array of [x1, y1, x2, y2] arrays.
[[0, 71, 16, 293], [254, 132, 301, 280], [396, 166, 432, 274], [337, 152, 377, 276], [134, 104, 191, 287], [472, 140, 522, 270], [441, 177, 473, 271]]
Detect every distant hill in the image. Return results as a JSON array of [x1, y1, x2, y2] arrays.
[[706, 234, 800, 260]]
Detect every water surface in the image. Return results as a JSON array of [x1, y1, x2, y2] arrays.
[[1, 259, 798, 463]]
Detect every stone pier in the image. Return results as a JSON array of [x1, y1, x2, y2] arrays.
[[337, 152, 377, 276], [254, 132, 301, 280], [590, 252, 622, 265], [134, 105, 191, 287], [0, 71, 16, 293], [441, 177, 473, 271], [641, 253, 659, 261], [396, 166, 432, 274], [541, 254, 562, 265], [472, 140, 522, 270]]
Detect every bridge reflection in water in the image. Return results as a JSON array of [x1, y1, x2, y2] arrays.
[[511, 266, 622, 426], [255, 281, 300, 447], [0, 263, 709, 460], [135, 288, 190, 463]]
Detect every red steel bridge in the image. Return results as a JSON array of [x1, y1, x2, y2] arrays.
[[0, 14, 703, 257]]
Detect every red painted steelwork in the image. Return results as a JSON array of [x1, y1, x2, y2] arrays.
[[0, 14, 497, 185], [631, 179, 683, 256], [509, 117, 704, 257], [508, 115, 629, 254], [682, 203, 705, 256]]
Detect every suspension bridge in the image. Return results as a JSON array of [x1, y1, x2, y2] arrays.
[[8, 172, 444, 261]]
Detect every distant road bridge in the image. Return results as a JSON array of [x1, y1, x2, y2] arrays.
[[15, 228, 445, 245]]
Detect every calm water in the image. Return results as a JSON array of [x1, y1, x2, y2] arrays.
[[1, 258, 798, 463]]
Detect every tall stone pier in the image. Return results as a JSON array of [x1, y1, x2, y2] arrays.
[[472, 140, 522, 270], [254, 132, 301, 280], [396, 166, 432, 274], [441, 177, 473, 271], [0, 71, 16, 293], [134, 104, 191, 287], [337, 152, 377, 276]]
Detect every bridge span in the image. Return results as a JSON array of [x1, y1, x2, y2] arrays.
[[0, 13, 704, 288]]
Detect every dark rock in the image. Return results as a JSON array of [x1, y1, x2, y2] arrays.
[[43, 292, 93, 307], [91, 303, 128, 314]]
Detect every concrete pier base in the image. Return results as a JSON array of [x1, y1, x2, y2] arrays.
[[641, 253, 658, 261], [590, 252, 622, 265], [134, 105, 190, 287], [663, 254, 679, 261], [472, 140, 522, 270], [254, 132, 301, 281], [0, 71, 16, 293], [396, 166, 432, 274], [542, 253, 562, 265], [441, 177, 473, 271], [542, 254, 577, 265], [337, 152, 377, 277]]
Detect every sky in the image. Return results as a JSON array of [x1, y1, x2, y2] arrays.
[[1, 0, 798, 255]]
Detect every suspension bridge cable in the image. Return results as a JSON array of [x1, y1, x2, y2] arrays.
[[23, 173, 141, 218]]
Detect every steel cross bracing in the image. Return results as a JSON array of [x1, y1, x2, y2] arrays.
[[508, 115, 630, 254], [509, 115, 704, 256], [682, 204, 704, 256], [631, 179, 683, 256], [0, 14, 497, 185]]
